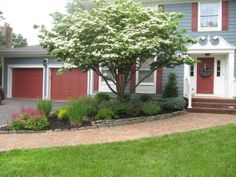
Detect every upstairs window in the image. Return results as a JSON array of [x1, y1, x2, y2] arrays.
[[199, 1, 221, 31]]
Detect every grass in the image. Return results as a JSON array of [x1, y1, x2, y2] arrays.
[[1, 125, 236, 177]]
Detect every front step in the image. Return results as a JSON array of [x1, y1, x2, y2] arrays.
[[188, 98, 236, 114], [192, 98, 236, 104], [189, 107, 236, 114], [192, 102, 236, 109]]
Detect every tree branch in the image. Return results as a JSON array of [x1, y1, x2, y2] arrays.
[[95, 68, 118, 95]]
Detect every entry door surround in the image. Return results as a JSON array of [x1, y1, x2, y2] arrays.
[[197, 58, 214, 94]]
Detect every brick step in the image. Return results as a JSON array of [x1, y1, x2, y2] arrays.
[[192, 98, 236, 104], [188, 107, 236, 114], [192, 102, 236, 109]]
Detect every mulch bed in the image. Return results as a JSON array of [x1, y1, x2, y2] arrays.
[[0, 111, 186, 133]]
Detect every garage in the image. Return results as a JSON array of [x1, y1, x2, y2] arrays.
[[12, 68, 43, 99], [50, 68, 87, 100]]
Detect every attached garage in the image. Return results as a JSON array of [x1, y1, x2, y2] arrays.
[[12, 68, 43, 99], [50, 68, 87, 100]]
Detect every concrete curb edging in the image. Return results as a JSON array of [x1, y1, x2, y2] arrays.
[[0, 111, 186, 134]]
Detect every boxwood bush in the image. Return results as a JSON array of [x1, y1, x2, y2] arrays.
[[161, 97, 186, 111], [95, 92, 111, 103], [140, 102, 161, 116], [139, 94, 152, 102], [95, 108, 116, 120]]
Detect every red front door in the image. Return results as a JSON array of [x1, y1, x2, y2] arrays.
[[197, 58, 214, 94]]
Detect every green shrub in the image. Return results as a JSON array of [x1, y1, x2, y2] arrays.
[[95, 108, 116, 120], [95, 92, 110, 103], [9, 107, 49, 131], [126, 101, 141, 117], [24, 118, 49, 131], [67, 98, 87, 125], [9, 120, 24, 130], [83, 97, 98, 118], [162, 72, 179, 98], [140, 102, 161, 116], [161, 97, 186, 111], [139, 94, 152, 102], [56, 107, 69, 120], [37, 99, 52, 117], [100, 100, 127, 115]]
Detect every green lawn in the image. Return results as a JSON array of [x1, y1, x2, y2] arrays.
[[1, 125, 236, 177]]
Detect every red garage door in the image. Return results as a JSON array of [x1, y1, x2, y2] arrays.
[[51, 68, 87, 100], [12, 68, 43, 99]]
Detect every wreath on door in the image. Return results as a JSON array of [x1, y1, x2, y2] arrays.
[[199, 64, 212, 78]]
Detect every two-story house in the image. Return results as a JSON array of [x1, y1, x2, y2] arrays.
[[0, 0, 235, 105]]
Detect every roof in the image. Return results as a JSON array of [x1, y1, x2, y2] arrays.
[[0, 45, 49, 58]]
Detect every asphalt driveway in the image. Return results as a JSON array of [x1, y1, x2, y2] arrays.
[[0, 99, 66, 126]]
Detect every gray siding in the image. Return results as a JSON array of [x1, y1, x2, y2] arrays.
[[163, 65, 184, 95], [163, 0, 236, 94]]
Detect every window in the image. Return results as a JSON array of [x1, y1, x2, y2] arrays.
[[217, 60, 221, 77], [101, 67, 114, 82], [199, 1, 221, 31], [138, 59, 154, 84], [190, 65, 194, 77]]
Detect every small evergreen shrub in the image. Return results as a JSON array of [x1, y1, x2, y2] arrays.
[[9, 107, 49, 131], [37, 99, 52, 117], [100, 100, 128, 115], [95, 108, 116, 120], [67, 98, 87, 125], [161, 97, 186, 111], [95, 92, 111, 103], [162, 72, 179, 98], [139, 94, 152, 102], [140, 102, 161, 116], [56, 107, 69, 120], [83, 97, 98, 118], [126, 101, 141, 117]]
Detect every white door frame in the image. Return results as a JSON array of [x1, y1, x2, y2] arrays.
[[186, 52, 235, 98]]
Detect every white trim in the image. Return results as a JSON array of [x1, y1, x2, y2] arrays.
[[189, 36, 236, 52], [1, 57, 4, 87], [186, 52, 235, 98], [87, 69, 91, 95], [7, 64, 45, 99], [198, 1, 222, 32], [89, 69, 94, 95]]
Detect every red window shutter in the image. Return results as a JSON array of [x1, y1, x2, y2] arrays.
[[93, 71, 99, 92], [156, 68, 163, 94], [130, 64, 136, 93], [192, 3, 198, 32], [222, 1, 229, 31]]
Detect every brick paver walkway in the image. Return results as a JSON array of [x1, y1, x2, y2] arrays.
[[0, 113, 236, 151]]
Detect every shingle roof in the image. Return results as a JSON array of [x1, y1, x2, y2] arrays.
[[0, 45, 49, 58]]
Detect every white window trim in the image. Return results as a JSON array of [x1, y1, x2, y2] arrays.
[[198, 1, 222, 32], [136, 68, 156, 86], [98, 66, 116, 92]]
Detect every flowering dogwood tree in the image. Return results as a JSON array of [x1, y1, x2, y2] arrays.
[[39, 0, 196, 101]]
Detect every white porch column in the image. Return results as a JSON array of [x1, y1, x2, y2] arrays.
[[227, 51, 235, 98], [183, 64, 190, 97]]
